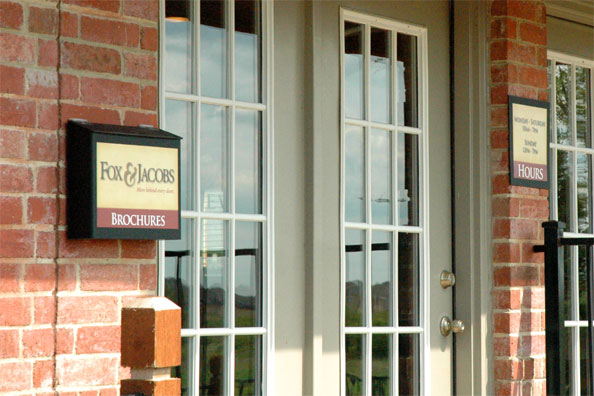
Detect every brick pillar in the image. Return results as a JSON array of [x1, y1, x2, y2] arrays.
[[489, 1, 549, 395]]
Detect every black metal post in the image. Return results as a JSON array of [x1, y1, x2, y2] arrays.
[[542, 221, 567, 396], [587, 246, 594, 394]]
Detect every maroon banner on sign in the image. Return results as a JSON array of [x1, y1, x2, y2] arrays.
[[97, 208, 179, 229], [513, 161, 548, 182]]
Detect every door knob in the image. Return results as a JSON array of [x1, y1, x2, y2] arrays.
[[440, 316, 465, 337], [440, 270, 456, 288]]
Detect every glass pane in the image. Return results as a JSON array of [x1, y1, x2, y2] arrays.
[[200, 336, 227, 396], [397, 33, 418, 128], [577, 153, 592, 233], [345, 124, 365, 223], [372, 334, 391, 396], [165, 218, 194, 328], [556, 63, 571, 145], [581, 328, 594, 396], [235, 221, 262, 327], [235, 0, 261, 103], [166, 100, 193, 210], [345, 334, 365, 396], [201, 0, 227, 98], [399, 233, 419, 327], [398, 133, 419, 226], [201, 104, 229, 213], [579, 246, 588, 321], [345, 229, 365, 327], [235, 335, 262, 396], [372, 231, 392, 327], [399, 334, 419, 396], [371, 129, 393, 225], [563, 325, 574, 396], [345, 22, 364, 120], [235, 110, 262, 214], [576, 67, 591, 148], [173, 337, 193, 396], [200, 219, 228, 328], [564, 246, 573, 322], [557, 150, 573, 231], [370, 28, 391, 124], [165, 14, 192, 93]]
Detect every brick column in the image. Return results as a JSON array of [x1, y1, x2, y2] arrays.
[[489, 1, 549, 395]]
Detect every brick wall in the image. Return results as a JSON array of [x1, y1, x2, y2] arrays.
[[0, 0, 159, 394], [489, 1, 549, 395]]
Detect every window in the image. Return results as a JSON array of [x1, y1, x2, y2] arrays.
[[340, 10, 428, 396], [549, 52, 594, 395], [159, 0, 272, 394]]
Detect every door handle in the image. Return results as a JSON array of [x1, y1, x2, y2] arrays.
[[440, 316, 465, 337], [440, 270, 456, 288]]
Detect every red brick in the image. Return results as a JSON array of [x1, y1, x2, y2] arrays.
[[520, 334, 545, 356], [61, 42, 121, 75], [141, 85, 157, 110], [77, 325, 120, 353], [38, 102, 59, 130], [23, 328, 54, 357], [507, 1, 539, 22], [0, 32, 35, 63], [518, 66, 548, 89], [0, 97, 36, 128], [491, 149, 509, 172], [0, 263, 21, 292], [36, 166, 58, 193], [57, 295, 118, 324], [508, 41, 538, 65], [494, 312, 521, 333], [34, 296, 56, 324], [0, 329, 19, 358], [0, 65, 25, 94], [493, 242, 521, 263], [0, 1, 23, 29], [81, 77, 140, 108], [61, 11, 78, 38], [57, 263, 76, 291], [0, 362, 32, 393], [27, 196, 57, 224], [0, 297, 30, 326], [63, 0, 120, 13], [521, 243, 545, 264], [139, 264, 156, 290], [494, 334, 519, 357], [33, 359, 54, 388], [25, 264, 56, 291], [141, 27, 158, 51], [39, 38, 59, 67], [36, 230, 56, 258], [519, 198, 549, 219], [26, 69, 59, 99], [59, 233, 119, 258], [60, 103, 120, 126], [57, 327, 74, 354], [519, 22, 546, 45], [520, 311, 544, 333], [28, 132, 59, 162], [491, 64, 519, 84], [124, 52, 157, 80], [123, 0, 158, 20], [56, 356, 118, 387], [492, 197, 520, 217], [80, 264, 138, 291], [29, 7, 58, 35], [0, 196, 22, 224], [490, 106, 508, 128], [124, 111, 157, 127], [494, 358, 523, 380], [100, 388, 118, 396], [81, 16, 139, 47], [490, 17, 517, 40], [508, 84, 538, 101], [523, 288, 545, 309], [122, 240, 156, 259], [494, 265, 541, 287], [0, 129, 26, 159], [61, 74, 79, 100], [0, 229, 34, 258], [0, 165, 33, 192]]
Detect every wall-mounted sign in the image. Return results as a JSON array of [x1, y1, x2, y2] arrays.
[[67, 120, 181, 239], [508, 95, 550, 189]]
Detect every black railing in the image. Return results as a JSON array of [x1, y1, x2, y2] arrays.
[[534, 221, 594, 395]]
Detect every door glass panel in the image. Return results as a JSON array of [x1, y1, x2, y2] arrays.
[[372, 231, 392, 327], [165, 218, 194, 328], [345, 334, 365, 396], [399, 233, 419, 327], [557, 150, 573, 231], [371, 129, 393, 225], [201, 0, 227, 98], [556, 63, 571, 145], [235, 0, 261, 102], [235, 221, 262, 327], [397, 33, 418, 128], [576, 67, 591, 148], [199, 336, 228, 396], [166, 99, 193, 210], [345, 229, 366, 327], [577, 153, 591, 233], [370, 28, 392, 124], [174, 337, 193, 396], [345, 125, 366, 223], [399, 334, 420, 396], [200, 219, 228, 328], [398, 133, 419, 226], [201, 104, 229, 213], [235, 335, 262, 396], [345, 22, 365, 120], [372, 334, 392, 396], [165, 16, 192, 93], [235, 110, 262, 214]]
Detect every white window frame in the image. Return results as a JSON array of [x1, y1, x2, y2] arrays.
[[549, 50, 594, 396], [339, 9, 430, 396], [157, 0, 275, 394]]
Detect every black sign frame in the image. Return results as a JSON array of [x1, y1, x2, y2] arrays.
[[508, 95, 550, 189]]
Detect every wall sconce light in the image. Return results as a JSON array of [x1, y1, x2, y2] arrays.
[[166, 0, 189, 22]]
